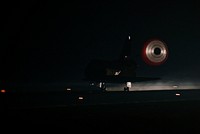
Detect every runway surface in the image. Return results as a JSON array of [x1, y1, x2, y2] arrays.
[[2, 86, 200, 133]]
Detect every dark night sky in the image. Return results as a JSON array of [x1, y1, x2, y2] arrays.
[[2, 0, 200, 83]]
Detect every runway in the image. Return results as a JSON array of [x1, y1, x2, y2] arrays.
[[65, 78, 200, 91], [2, 87, 200, 108], [2, 83, 200, 133]]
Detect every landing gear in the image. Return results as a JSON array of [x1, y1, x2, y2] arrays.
[[124, 82, 131, 91], [89, 82, 107, 91], [124, 87, 129, 91], [99, 82, 107, 91]]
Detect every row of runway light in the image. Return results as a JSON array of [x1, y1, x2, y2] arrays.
[[64, 86, 183, 104], [65, 88, 84, 100]]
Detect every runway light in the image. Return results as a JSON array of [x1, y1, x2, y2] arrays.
[[1, 89, 6, 93], [78, 96, 84, 100], [175, 93, 181, 96], [66, 88, 71, 91], [90, 83, 95, 86], [173, 85, 178, 88]]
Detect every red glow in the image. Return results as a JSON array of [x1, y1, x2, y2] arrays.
[[1, 89, 6, 93]]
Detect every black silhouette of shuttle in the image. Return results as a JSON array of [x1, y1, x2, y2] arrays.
[[84, 35, 168, 91]]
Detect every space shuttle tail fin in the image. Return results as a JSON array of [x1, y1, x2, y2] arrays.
[[119, 35, 132, 61]]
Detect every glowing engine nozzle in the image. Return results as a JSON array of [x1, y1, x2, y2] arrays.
[[142, 39, 168, 66]]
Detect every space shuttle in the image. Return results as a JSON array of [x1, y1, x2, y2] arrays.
[[84, 35, 168, 91]]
